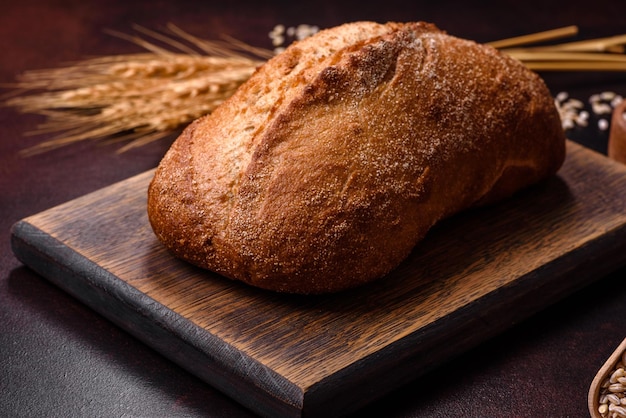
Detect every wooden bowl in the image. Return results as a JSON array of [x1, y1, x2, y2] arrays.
[[588, 337, 626, 418]]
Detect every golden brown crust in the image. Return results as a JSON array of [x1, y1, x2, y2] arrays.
[[147, 21, 566, 294]]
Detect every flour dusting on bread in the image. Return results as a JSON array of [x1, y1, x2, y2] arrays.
[[148, 21, 565, 294]]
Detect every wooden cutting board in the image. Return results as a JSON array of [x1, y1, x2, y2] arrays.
[[11, 141, 626, 417]]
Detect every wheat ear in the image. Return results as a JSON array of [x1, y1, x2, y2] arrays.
[[3, 23, 270, 155]]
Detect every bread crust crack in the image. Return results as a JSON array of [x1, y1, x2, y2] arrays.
[[148, 21, 565, 294]]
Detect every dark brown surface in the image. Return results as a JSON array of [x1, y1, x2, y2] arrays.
[[2, 1, 626, 417]]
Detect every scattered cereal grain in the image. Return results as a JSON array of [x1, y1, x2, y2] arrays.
[[599, 118, 609, 130]]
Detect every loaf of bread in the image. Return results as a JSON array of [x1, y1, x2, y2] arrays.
[[147, 21, 566, 294]]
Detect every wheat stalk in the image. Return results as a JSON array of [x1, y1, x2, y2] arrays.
[[4, 23, 270, 155], [3, 23, 626, 155]]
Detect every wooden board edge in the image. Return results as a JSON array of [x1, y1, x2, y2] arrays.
[[9, 220, 304, 418], [301, 223, 626, 417]]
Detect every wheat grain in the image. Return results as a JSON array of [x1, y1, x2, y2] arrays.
[[599, 362, 626, 418]]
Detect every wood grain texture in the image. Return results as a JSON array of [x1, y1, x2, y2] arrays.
[[11, 140, 626, 417]]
